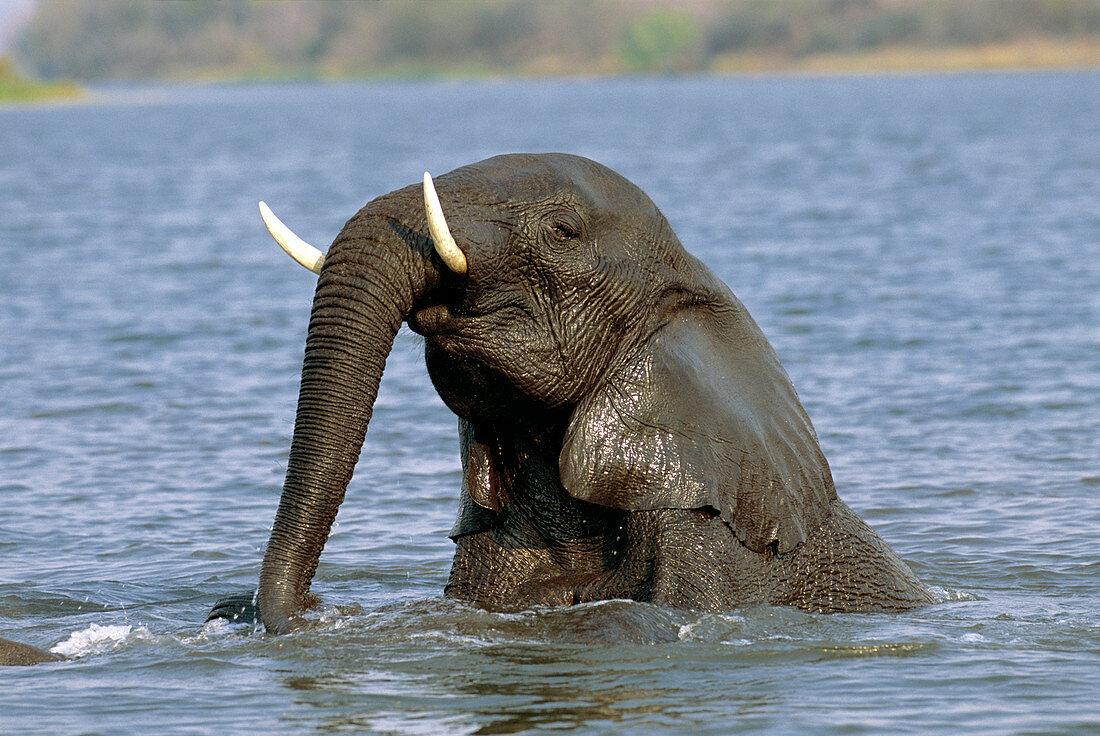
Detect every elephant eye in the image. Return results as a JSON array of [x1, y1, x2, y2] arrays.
[[549, 222, 580, 240]]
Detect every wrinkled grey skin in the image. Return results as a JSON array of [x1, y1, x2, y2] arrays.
[[232, 152, 931, 636]]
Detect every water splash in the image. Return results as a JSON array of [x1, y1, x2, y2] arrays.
[[50, 623, 148, 658], [926, 586, 979, 603]]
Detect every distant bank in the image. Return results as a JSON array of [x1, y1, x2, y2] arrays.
[[12, 0, 1100, 86], [2, 41, 1097, 105], [708, 39, 1100, 76]]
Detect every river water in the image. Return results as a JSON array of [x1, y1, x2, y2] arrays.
[[1, 73, 1097, 734]]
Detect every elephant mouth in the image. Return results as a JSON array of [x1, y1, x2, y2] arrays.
[[409, 304, 487, 357], [409, 303, 460, 337], [410, 301, 526, 342]]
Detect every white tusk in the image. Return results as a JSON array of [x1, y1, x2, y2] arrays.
[[258, 201, 325, 275], [423, 172, 467, 275]]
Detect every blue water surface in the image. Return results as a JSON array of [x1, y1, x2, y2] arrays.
[[1, 72, 1098, 735]]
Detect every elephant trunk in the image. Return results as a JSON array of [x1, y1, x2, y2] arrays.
[[258, 199, 439, 634]]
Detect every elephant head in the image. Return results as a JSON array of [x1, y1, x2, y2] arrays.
[[256, 153, 841, 633]]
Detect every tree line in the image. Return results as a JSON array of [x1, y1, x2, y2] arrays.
[[15, 0, 1100, 81]]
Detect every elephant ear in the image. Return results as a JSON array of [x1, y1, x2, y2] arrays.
[[449, 418, 501, 539], [560, 305, 837, 554]]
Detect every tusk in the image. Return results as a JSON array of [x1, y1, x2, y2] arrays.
[[423, 172, 467, 275], [258, 201, 325, 275]]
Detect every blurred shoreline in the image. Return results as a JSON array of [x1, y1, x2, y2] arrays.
[[5, 0, 1098, 98], [3, 40, 1098, 107], [709, 38, 1100, 76]]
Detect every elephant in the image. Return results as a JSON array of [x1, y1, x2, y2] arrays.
[[1, 154, 932, 665], [0, 154, 933, 665], [203, 152, 932, 636]]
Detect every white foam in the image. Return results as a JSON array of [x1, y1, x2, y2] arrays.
[[198, 617, 232, 637], [50, 623, 146, 658], [926, 586, 978, 602]]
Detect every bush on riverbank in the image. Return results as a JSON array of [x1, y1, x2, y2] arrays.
[[0, 57, 78, 103]]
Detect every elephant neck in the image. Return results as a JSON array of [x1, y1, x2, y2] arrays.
[[486, 425, 627, 553]]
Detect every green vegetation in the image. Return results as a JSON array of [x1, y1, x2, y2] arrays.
[[0, 57, 78, 103], [12, 0, 1100, 81], [618, 10, 701, 73]]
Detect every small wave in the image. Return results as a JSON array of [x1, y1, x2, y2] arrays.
[[197, 618, 235, 638], [926, 586, 979, 603], [50, 623, 150, 658], [676, 611, 748, 643], [30, 401, 141, 419]]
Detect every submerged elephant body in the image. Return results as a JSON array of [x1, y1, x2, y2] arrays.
[[240, 153, 932, 633], [449, 500, 927, 613], [445, 399, 927, 613], [0, 637, 61, 666]]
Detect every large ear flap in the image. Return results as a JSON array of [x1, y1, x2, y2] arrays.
[[560, 303, 837, 554]]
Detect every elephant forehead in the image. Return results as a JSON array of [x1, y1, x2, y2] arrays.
[[451, 153, 653, 214]]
